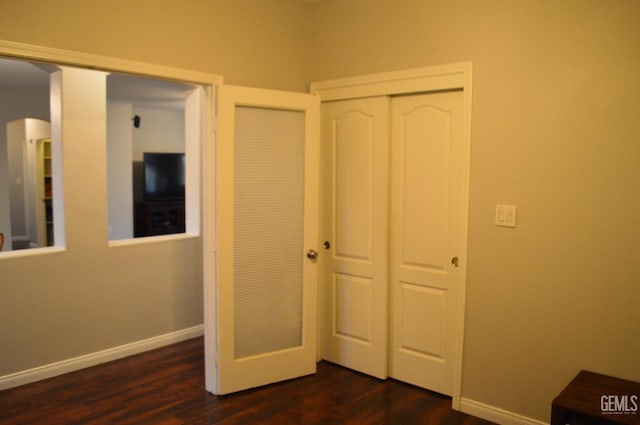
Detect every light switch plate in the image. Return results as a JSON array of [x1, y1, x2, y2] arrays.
[[495, 204, 517, 227]]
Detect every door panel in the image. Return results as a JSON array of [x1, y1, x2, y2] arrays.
[[233, 106, 305, 359], [399, 283, 446, 358], [400, 105, 449, 268], [333, 110, 374, 261], [334, 273, 373, 341], [320, 96, 389, 379], [214, 85, 320, 395], [389, 91, 464, 395]]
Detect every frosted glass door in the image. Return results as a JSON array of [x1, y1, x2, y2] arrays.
[[234, 106, 305, 359], [212, 85, 319, 395]]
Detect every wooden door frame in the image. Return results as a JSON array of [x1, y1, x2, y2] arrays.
[[310, 62, 472, 410]]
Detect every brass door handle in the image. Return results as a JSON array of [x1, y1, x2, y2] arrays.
[[451, 257, 459, 267], [307, 249, 319, 260]]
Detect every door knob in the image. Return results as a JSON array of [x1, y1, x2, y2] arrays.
[[323, 241, 331, 249], [451, 256, 459, 267], [307, 249, 319, 260]]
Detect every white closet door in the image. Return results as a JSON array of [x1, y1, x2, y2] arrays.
[[320, 96, 390, 379], [214, 85, 320, 395], [389, 90, 464, 395]]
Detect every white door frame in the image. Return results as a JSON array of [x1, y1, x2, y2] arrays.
[[310, 62, 472, 409]]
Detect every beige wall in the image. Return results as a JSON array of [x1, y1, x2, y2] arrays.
[[0, 0, 311, 91], [1, 0, 639, 422], [0, 65, 204, 376], [0, 0, 309, 375], [309, 0, 640, 421]]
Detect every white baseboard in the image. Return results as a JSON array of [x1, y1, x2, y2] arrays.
[[0, 324, 204, 391], [460, 398, 548, 425]]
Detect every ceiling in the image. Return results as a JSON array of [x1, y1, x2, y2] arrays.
[[0, 57, 49, 90], [107, 72, 189, 109], [0, 56, 188, 108]]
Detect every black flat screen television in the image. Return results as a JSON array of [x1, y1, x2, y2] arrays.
[[143, 152, 185, 201]]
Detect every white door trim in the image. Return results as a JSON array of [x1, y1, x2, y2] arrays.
[[0, 39, 222, 87], [311, 62, 472, 409]]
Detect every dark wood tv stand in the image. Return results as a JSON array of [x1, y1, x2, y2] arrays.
[[134, 200, 185, 237]]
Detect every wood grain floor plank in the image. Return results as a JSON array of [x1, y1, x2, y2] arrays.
[[0, 337, 494, 424]]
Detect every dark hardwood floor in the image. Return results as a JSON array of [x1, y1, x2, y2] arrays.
[[0, 337, 494, 424]]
